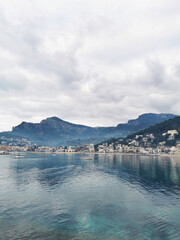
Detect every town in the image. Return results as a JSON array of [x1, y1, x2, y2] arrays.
[[1, 130, 180, 155]]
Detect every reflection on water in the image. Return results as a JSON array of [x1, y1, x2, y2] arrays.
[[0, 153, 180, 240]]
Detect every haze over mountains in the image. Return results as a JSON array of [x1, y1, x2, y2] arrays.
[[0, 113, 177, 146]]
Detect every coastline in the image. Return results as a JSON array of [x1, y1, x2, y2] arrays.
[[1, 151, 180, 158], [21, 151, 180, 158]]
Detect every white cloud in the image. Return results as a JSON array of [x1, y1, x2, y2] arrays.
[[0, 0, 180, 131]]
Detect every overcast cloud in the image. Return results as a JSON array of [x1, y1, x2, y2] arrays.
[[0, 0, 180, 131]]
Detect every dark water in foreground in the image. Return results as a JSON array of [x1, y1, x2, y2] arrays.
[[0, 154, 180, 240]]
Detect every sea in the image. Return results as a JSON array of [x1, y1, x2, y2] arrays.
[[0, 153, 180, 240]]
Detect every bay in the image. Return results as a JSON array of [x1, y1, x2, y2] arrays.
[[0, 153, 180, 240]]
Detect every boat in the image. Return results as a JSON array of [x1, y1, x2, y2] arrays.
[[13, 153, 24, 158]]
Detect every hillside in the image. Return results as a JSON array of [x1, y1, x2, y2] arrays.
[[0, 113, 177, 146], [124, 116, 180, 147], [102, 116, 180, 150]]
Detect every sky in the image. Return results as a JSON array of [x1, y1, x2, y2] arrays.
[[0, 0, 180, 131]]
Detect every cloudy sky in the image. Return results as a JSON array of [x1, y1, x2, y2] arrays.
[[0, 0, 180, 131]]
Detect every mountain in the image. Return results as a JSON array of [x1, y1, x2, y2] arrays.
[[11, 117, 96, 146], [0, 113, 177, 146], [114, 113, 177, 135]]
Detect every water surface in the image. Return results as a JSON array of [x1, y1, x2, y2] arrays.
[[0, 153, 180, 240]]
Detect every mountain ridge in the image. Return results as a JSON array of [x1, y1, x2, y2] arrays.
[[0, 113, 177, 146]]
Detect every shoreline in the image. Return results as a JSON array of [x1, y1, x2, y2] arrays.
[[2, 151, 179, 158], [29, 151, 180, 157]]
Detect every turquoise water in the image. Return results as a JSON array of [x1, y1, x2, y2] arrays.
[[0, 154, 180, 240]]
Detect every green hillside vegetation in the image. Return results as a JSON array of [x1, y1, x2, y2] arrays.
[[123, 116, 180, 147]]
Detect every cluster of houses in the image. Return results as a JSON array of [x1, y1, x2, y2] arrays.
[[35, 144, 95, 153], [96, 130, 180, 155], [0, 136, 32, 147], [97, 142, 180, 155], [0, 136, 33, 154], [0, 142, 95, 154]]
